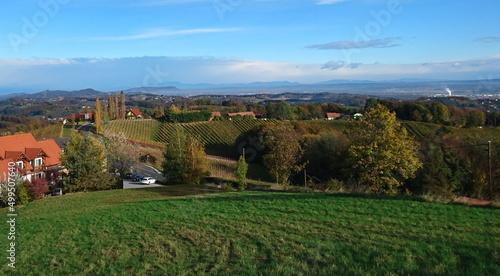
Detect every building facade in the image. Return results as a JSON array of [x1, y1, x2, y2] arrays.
[[0, 133, 63, 182]]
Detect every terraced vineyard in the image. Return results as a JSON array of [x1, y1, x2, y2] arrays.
[[156, 120, 273, 157], [307, 120, 443, 139], [401, 121, 444, 138], [103, 119, 443, 158], [103, 119, 164, 146]]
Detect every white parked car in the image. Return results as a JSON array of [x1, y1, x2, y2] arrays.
[[141, 177, 156, 185]]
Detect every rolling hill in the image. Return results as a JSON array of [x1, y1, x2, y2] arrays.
[[1, 186, 498, 275]]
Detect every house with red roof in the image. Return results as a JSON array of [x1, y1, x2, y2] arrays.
[[325, 113, 341, 120], [71, 112, 93, 122], [126, 109, 143, 119], [209, 112, 221, 121], [0, 133, 63, 182]]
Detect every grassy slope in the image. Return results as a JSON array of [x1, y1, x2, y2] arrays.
[[31, 123, 63, 140], [1, 187, 499, 275]]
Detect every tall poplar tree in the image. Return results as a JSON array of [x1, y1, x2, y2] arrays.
[[94, 97, 103, 133], [120, 91, 126, 119], [102, 101, 108, 122], [107, 95, 114, 120], [114, 93, 119, 120]]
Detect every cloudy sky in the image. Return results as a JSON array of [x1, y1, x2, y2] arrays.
[[0, 0, 499, 92]]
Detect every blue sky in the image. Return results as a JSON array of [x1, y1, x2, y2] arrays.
[[0, 0, 499, 92]]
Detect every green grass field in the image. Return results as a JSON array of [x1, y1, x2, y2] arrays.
[[1, 186, 498, 275], [61, 124, 75, 138]]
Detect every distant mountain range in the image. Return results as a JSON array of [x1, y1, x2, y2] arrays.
[[0, 89, 111, 100], [0, 79, 499, 100], [123, 86, 179, 94]]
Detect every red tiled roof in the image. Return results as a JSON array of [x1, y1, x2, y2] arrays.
[[211, 112, 221, 117], [0, 133, 62, 178], [25, 148, 46, 160], [326, 113, 341, 118], [228, 112, 256, 117], [72, 113, 93, 120], [37, 140, 63, 168], [127, 109, 142, 116], [4, 151, 25, 160], [0, 133, 37, 155]]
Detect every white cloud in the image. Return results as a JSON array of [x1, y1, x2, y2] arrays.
[[89, 28, 242, 41], [0, 55, 499, 92], [306, 37, 402, 50], [315, 0, 351, 4], [475, 36, 500, 44], [322, 60, 362, 70]]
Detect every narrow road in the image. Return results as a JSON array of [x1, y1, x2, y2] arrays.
[[123, 179, 164, 189], [123, 163, 165, 189]]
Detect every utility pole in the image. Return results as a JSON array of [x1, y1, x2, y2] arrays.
[[488, 141, 493, 201]]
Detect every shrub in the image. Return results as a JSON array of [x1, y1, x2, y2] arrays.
[[221, 182, 235, 192], [325, 179, 345, 192], [16, 181, 31, 204], [234, 156, 248, 190], [27, 178, 49, 200]]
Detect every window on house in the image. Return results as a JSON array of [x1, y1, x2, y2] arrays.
[[16, 161, 23, 169], [35, 158, 43, 166]]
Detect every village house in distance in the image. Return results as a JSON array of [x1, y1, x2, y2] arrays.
[[0, 133, 63, 182]]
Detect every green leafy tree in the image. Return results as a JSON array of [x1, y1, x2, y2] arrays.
[[408, 141, 454, 198], [163, 126, 187, 184], [266, 101, 294, 120], [184, 137, 209, 184], [162, 127, 208, 184], [234, 155, 248, 190], [61, 134, 115, 192], [465, 108, 486, 128], [347, 104, 422, 194], [429, 102, 450, 124], [261, 122, 305, 186], [301, 132, 350, 182]]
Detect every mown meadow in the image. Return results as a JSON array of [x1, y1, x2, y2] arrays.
[[1, 186, 498, 275]]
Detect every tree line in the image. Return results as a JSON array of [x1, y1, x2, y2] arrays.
[[238, 104, 498, 199], [366, 98, 488, 128]]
